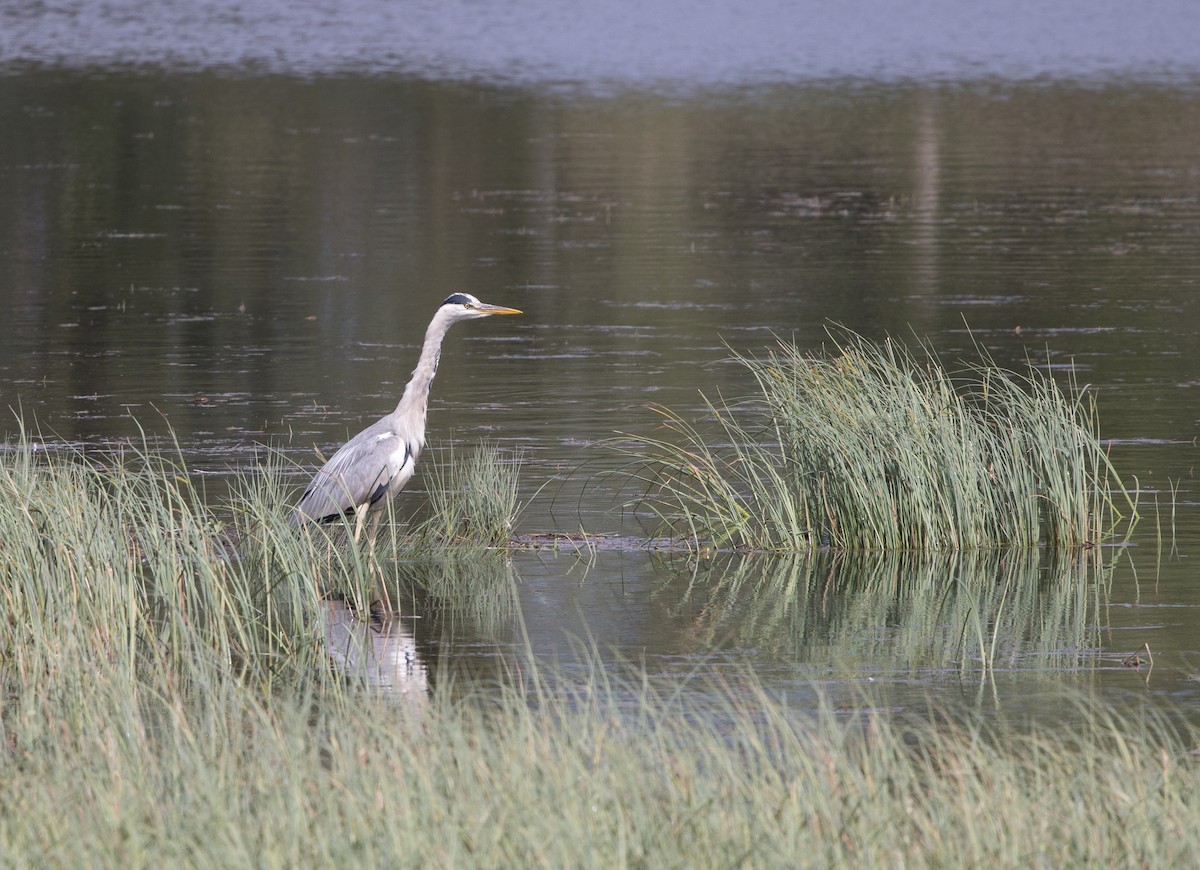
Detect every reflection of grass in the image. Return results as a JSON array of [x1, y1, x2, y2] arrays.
[[656, 547, 1109, 678], [623, 330, 1138, 552], [385, 552, 520, 635]]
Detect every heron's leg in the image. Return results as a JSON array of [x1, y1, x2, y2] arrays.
[[353, 504, 369, 543], [366, 509, 385, 549]]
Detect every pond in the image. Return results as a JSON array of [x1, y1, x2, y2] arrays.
[[2, 1, 1200, 721]]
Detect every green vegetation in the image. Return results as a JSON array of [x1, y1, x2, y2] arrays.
[[0, 423, 521, 693], [0, 423, 1194, 866], [420, 440, 524, 548], [624, 331, 1138, 552], [4, 660, 1198, 867]]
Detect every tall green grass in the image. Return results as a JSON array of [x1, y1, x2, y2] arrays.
[[1, 626, 1197, 866], [624, 330, 1137, 551], [0, 422, 521, 695], [1, 421, 1196, 867], [419, 439, 524, 548]]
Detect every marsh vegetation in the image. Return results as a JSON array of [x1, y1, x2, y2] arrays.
[[623, 331, 1138, 552], [0, 429, 1192, 865], [0, 329, 1171, 866]]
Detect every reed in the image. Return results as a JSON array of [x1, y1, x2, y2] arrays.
[[1, 628, 1196, 867], [0, 429, 339, 698], [0, 423, 521, 694], [419, 440, 524, 548], [622, 330, 1137, 551], [0, 422, 1194, 867]]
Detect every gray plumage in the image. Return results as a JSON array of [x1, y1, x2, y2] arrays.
[[292, 292, 521, 542]]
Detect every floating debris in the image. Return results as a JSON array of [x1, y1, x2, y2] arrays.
[[1122, 643, 1153, 669]]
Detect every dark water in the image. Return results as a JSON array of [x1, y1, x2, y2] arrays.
[[3, 4, 1200, 716]]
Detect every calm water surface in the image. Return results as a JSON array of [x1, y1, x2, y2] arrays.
[[3, 4, 1200, 718]]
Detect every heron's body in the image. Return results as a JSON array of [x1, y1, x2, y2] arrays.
[[292, 293, 521, 542]]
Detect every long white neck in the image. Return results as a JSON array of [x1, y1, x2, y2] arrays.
[[393, 310, 455, 447]]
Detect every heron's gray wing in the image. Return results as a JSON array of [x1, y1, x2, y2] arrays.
[[295, 425, 403, 524]]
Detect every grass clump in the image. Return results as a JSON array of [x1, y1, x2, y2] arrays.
[[418, 440, 523, 548], [625, 330, 1136, 552], [0, 421, 522, 699], [0, 428, 347, 696]]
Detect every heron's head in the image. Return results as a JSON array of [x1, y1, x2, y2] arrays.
[[440, 292, 523, 321]]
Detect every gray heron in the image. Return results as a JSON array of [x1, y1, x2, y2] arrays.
[[292, 292, 522, 543]]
